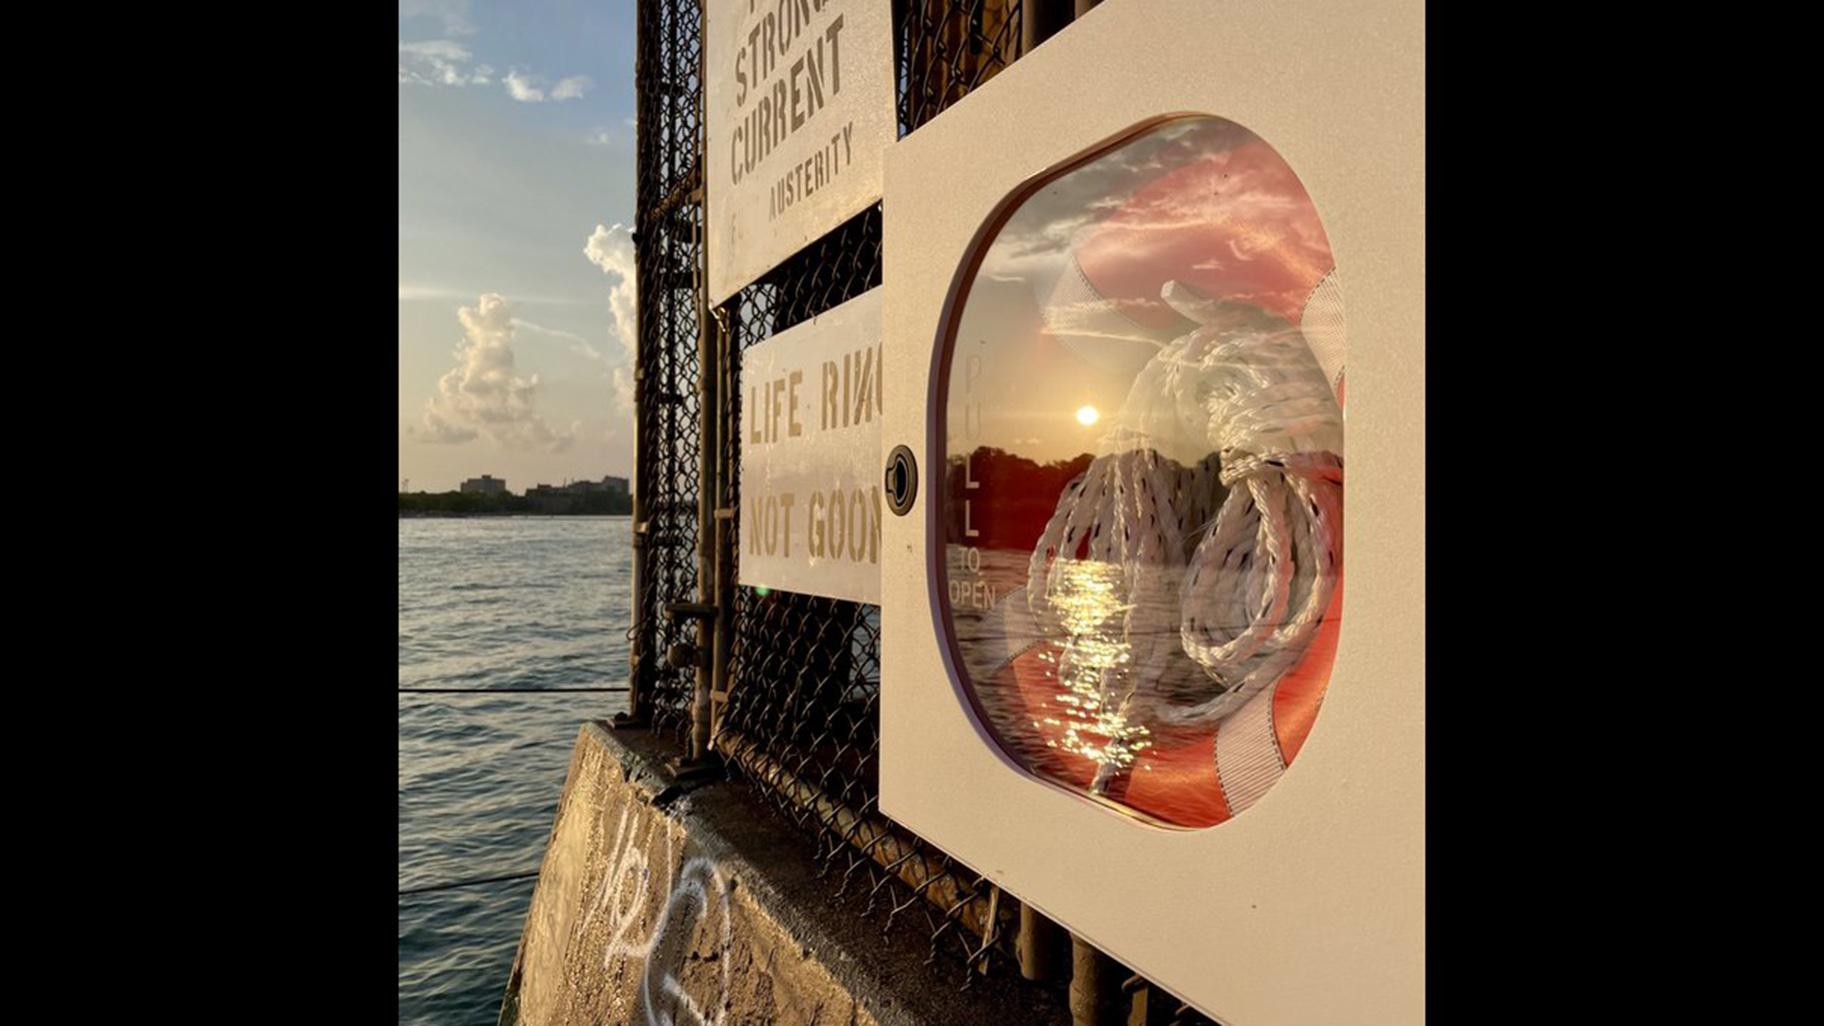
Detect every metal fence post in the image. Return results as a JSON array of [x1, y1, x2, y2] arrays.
[[1022, 0, 1072, 55], [711, 303, 737, 752], [623, 360, 650, 727], [686, 0, 718, 767], [618, 0, 658, 730], [1018, 902, 1070, 981], [627, 0, 706, 742], [1070, 935, 1131, 1026]]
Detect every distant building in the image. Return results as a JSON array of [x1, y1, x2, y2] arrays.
[[520, 476, 632, 514], [524, 483, 564, 513], [460, 475, 507, 496]]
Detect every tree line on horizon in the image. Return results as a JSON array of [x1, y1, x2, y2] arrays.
[[398, 489, 634, 516]]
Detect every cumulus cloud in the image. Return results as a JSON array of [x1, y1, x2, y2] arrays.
[[584, 224, 639, 412], [610, 366, 636, 413], [505, 69, 591, 102], [583, 224, 637, 351], [551, 75, 592, 100], [412, 294, 576, 452], [503, 70, 542, 101], [399, 39, 493, 86]]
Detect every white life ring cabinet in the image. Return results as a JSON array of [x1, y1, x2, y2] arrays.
[[879, 3, 1422, 1024]]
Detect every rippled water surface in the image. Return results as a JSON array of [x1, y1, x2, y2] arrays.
[[399, 516, 632, 1025]]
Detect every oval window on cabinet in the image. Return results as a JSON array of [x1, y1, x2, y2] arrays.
[[937, 115, 1347, 828]]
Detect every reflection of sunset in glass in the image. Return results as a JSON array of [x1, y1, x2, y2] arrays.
[[940, 114, 1344, 828], [1036, 559, 1150, 777]]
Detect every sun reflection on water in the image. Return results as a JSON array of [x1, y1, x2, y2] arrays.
[[1039, 559, 1152, 776]]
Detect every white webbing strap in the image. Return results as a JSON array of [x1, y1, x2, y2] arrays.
[[1213, 683, 1286, 815]]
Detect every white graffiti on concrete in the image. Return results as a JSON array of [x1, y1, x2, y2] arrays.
[[579, 804, 733, 1026]]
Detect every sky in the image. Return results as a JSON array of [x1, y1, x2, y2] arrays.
[[399, 0, 640, 494]]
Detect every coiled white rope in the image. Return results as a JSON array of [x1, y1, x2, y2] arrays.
[[1024, 283, 1344, 782]]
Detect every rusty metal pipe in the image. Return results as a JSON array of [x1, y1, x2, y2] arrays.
[[1070, 935, 1130, 1026], [690, 273, 715, 761], [710, 305, 737, 750], [1018, 901, 1070, 981]]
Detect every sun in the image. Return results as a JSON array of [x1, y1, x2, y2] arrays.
[[1076, 405, 1100, 427]]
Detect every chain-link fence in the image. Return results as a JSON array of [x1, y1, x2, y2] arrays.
[[629, 0, 706, 746], [901, 0, 1022, 133], [631, 0, 1211, 1020], [713, 204, 1018, 979]]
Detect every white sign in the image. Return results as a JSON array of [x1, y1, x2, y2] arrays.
[[705, 0, 896, 305], [739, 287, 884, 604]]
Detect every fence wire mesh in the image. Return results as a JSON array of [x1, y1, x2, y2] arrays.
[[900, 0, 1023, 132], [714, 205, 1020, 980], [631, 0, 1214, 1018], [632, 0, 705, 746]]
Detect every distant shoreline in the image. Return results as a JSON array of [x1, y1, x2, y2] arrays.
[[399, 511, 632, 519], [399, 489, 632, 516]]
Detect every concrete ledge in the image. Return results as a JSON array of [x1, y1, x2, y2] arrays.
[[500, 722, 1071, 1026]]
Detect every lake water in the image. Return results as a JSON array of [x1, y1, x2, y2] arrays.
[[399, 516, 633, 1025]]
